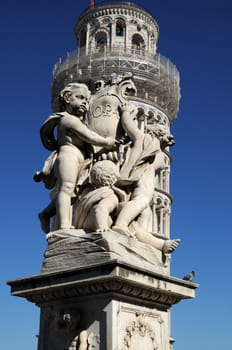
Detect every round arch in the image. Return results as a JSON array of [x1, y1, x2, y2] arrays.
[[95, 30, 109, 51], [131, 33, 145, 54], [115, 17, 126, 36]]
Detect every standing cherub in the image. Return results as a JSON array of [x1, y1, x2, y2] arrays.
[[35, 83, 117, 232]]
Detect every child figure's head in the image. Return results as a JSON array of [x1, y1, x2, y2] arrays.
[[90, 160, 119, 187], [59, 83, 91, 114]]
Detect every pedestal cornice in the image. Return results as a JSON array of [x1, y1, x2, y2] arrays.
[[8, 261, 198, 311]]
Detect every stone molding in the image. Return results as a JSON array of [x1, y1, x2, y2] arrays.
[[8, 261, 198, 310]]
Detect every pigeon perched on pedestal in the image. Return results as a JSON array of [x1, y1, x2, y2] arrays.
[[182, 270, 195, 281]]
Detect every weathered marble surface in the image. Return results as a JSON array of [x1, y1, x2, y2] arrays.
[[41, 229, 168, 275], [35, 77, 176, 245], [8, 261, 198, 350]]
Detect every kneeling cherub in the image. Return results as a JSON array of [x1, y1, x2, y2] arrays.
[[74, 160, 179, 254]]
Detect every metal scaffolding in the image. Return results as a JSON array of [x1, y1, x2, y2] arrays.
[[51, 44, 180, 119]]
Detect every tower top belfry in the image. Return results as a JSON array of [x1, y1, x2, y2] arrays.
[[75, 1, 159, 52], [51, 1, 180, 121]]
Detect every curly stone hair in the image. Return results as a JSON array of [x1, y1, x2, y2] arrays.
[[58, 82, 91, 111], [90, 160, 119, 187]]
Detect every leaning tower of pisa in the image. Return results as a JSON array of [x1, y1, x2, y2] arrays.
[[51, 1, 180, 244], [8, 2, 197, 350]]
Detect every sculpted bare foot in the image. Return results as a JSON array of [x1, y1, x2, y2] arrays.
[[162, 239, 180, 254]]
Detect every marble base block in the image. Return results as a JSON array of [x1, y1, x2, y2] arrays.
[[8, 259, 197, 350]]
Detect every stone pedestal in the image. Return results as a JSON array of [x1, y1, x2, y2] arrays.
[[8, 252, 197, 349], [8, 230, 197, 349]]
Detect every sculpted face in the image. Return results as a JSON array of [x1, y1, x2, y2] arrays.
[[68, 88, 90, 114]]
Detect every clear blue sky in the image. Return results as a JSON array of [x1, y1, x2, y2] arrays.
[[1, 0, 232, 349]]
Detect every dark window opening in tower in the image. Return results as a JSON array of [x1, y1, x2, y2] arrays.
[[95, 31, 108, 51], [79, 28, 86, 47], [156, 208, 161, 234], [162, 171, 166, 191], [131, 33, 145, 55], [116, 19, 125, 36]]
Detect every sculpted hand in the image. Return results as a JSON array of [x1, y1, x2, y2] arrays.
[[120, 102, 135, 114], [105, 137, 119, 149]]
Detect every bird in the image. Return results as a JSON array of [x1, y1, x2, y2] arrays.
[[182, 270, 195, 282]]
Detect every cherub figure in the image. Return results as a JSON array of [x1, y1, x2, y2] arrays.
[[74, 160, 179, 254], [73, 160, 126, 231], [110, 112, 180, 253], [36, 83, 117, 232]]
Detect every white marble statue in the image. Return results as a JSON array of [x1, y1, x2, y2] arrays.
[[74, 160, 179, 254], [73, 160, 125, 231], [35, 82, 117, 232], [35, 76, 179, 256]]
